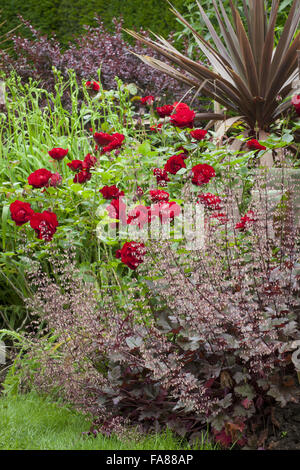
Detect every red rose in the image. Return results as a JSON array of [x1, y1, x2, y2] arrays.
[[153, 168, 170, 186], [102, 133, 125, 153], [73, 170, 91, 184], [99, 185, 124, 199], [246, 139, 266, 151], [140, 95, 155, 105], [93, 132, 113, 146], [127, 205, 149, 229], [85, 80, 100, 92], [170, 103, 195, 128], [93, 132, 125, 153], [107, 197, 127, 225], [82, 153, 97, 170], [291, 95, 300, 116], [30, 211, 58, 241], [235, 210, 256, 231], [116, 241, 146, 270], [48, 148, 68, 161], [191, 164, 216, 186], [28, 169, 53, 188], [67, 160, 83, 172], [10, 200, 34, 226], [156, 104, 174, 117], [164, 155, 186, 175], [197, 193, 222, 210], [190, 129, 207, 141], [149, 189, 169, 203], [49, 172, 62, 187]]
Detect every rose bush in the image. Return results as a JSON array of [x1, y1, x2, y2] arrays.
[[1, 69, 299, 448]]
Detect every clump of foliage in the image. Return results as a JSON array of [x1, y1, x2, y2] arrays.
[[0, 17, 188, 102], [0, 0, 192, 48]]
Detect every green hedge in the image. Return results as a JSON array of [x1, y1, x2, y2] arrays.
[[0, 0, 193, 47]]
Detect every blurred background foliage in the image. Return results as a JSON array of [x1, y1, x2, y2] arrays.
[[0, 0, 193, 48], [0, 0, 294, 50]]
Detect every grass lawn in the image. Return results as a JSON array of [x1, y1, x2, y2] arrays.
[[0, 392, 216, 450]]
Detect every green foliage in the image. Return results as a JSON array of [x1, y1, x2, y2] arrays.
[[0, 392, 215, 449], [0, 0, 193, 47]]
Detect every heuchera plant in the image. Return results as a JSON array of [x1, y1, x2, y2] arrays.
[[18, 173, 300, 449]]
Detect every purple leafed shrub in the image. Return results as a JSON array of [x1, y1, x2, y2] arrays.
[[0, 17, 188, 102], [19, 180, 300, 448]]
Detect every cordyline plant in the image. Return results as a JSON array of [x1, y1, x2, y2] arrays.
[[13, 174, 300, 449], [125, 0, 300, 132]]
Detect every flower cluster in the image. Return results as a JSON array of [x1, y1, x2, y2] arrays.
[[85, 80, 100, 92], [170, 102, 195, 128], [140, 95, 155, 105], [67, 153, 97, 183], [10, 200, 58, 241], [93, 132, 125, 154]]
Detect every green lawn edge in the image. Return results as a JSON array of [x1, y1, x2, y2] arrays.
[[0, 392, 216, 450]]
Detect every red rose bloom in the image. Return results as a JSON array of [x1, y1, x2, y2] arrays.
[[49, 172, 62, 187], [102, 133, 125, 153], [93, 132, 113, 146], [107, 197, 127, 225], [170, 103, 195, 128], [73, 170, 91, 184], [99, 185, 124, 199], [191, 164, 216, 186], [116, 241, 146, 270], [153, 168, 170, 186], [127, 205, 150, 229], [85, 80, 100, 92], [197, 193, 222, 210], [190, 129, 207, 141], [235, 210, 256, 231], [140, 95, 155, 105], [30, 211, 58, 241], [156, 104, 174, 117], [28, 169, 52, 188], [10, 200, 34, 226], [164, 155, 186, 175], [94, 132, 125, 153], [291, 95, 300, 116], [82, 153, 97, 170], [246, 139, 266, 151], [67, 160, 83, 172], [48, 148, 68, 161], [149, 189, 169, 203]]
